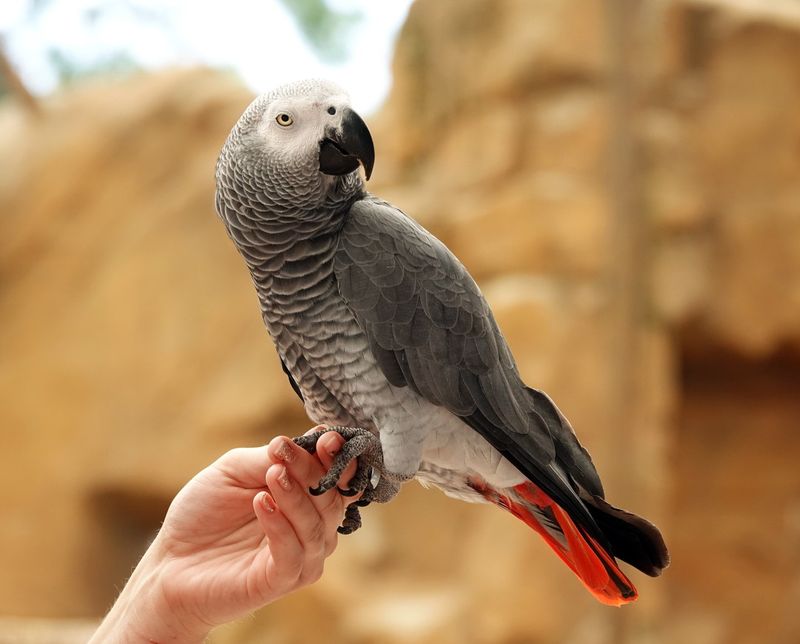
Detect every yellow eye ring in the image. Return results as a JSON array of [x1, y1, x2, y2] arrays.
[[276, 113, 294, 127]]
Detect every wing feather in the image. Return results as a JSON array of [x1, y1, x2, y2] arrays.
[[334, 198, 606, 533]]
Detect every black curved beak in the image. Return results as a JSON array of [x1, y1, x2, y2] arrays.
[[319, 108, 375, 180]]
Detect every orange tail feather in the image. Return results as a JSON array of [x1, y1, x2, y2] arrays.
[[471, 478, 638, 606]]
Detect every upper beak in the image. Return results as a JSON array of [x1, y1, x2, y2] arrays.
[[319, 108, 375, 180]]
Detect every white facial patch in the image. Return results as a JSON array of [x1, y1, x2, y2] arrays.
[[256, 89, 352, 162]]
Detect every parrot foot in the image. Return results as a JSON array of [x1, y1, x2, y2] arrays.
[[338, 481, 374, 534], [293, 425, 398, 534], [293, 426, 383, 497]]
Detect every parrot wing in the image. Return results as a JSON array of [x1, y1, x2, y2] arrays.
[[333, 197, 607, 537], [280, 357, 305, 403]]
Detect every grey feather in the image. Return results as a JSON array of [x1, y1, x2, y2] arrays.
[[333, 198, 606, 525]]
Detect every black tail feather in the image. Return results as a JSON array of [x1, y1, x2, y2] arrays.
[[583, 494, 670, 577]]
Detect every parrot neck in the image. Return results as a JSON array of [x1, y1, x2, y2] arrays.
[[217, 154, 365, 250], [216, 167, 367, 306]]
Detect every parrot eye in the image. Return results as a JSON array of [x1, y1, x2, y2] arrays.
[[275, 113, 294, 127]]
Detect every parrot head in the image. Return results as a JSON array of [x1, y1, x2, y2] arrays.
[[217, 79, 374, 214]]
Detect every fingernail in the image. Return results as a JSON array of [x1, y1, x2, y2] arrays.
[[276, 465, 292, 491], [275, 438, 295, 463], [261, 491, 276, 513]]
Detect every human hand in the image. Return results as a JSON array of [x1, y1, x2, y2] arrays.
[[89, 430, 358, 643]]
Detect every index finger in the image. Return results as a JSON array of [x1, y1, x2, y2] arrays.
[[266, 435, 326, 488]]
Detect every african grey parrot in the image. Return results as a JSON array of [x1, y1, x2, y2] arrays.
[[215, 79, 669, 605]]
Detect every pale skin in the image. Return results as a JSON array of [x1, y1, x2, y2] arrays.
[[89, 429, 359, 643]]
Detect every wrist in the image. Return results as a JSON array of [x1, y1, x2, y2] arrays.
[[90, 537, 212, 644]]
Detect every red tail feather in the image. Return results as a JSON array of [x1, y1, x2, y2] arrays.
[[470, 478, 638, 606]]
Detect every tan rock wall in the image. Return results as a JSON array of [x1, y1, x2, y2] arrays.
[[0, 69, 311, 618], [1, 1, 799, 643]]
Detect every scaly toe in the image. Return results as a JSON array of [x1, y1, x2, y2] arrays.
[[338, 504, 362, 534]]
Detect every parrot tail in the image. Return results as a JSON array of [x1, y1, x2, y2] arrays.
[[469, 478, 638, 606]]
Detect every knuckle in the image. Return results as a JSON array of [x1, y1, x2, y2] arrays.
[[320, 492, 341, 516], [306, 519, 327, 549], [300, 560, 325, 586], [275, 557, 304, 588], [324, 533, 339, 557], [212, 448, 250, 478], [219, 447, 246, 464]]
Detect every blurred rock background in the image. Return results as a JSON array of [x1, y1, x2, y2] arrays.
[[1, 0, 799, 642]]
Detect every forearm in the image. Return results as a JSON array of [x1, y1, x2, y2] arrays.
[[89, 538, 211, 644]]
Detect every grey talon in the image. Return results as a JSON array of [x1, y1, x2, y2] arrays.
[[289, 425, 385, 534]]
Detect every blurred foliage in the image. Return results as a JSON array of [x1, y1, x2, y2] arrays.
[[18, 0, 152, 88], [277, 0, 362, 62], [2, 0, 361, 94], [47, 49, 138, 86], [28, 0, 54, 17]]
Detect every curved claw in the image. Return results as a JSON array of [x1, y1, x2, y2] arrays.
[[337, 485, 360, 497], [338, 503, 363, 534]]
